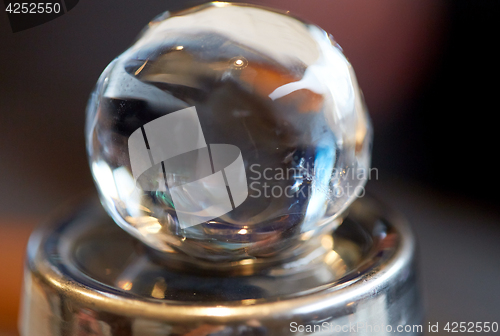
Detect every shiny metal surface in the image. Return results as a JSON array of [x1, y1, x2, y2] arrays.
[[19, 195, 422, 335]]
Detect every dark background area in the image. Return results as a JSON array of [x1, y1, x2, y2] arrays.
[[374, 0, 500, 205], [1, 0, 499, 334]]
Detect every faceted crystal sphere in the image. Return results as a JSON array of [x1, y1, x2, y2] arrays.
[[86, 2, 372, 262]]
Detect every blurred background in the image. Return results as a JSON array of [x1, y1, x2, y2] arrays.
[[0, 0, 498, 334]]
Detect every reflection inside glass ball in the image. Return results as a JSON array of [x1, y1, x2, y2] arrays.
[[86, 2, 372, 262]]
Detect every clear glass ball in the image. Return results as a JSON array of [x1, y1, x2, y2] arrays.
[[86, 2, 372, 262]]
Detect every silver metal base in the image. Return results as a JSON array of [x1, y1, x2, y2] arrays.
[[19, 195, 422, 335]]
